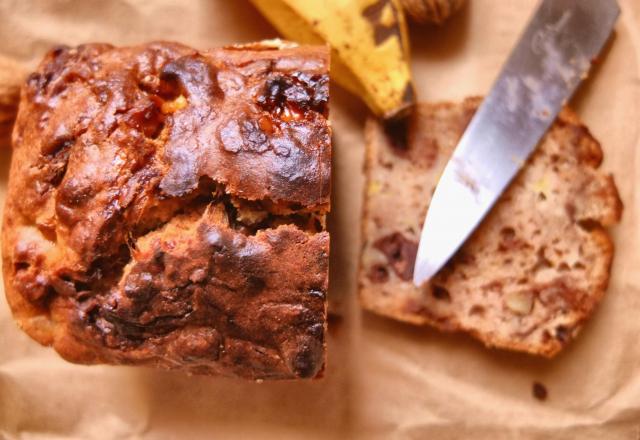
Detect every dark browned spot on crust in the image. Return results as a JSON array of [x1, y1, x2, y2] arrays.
[[160, 54, 223, 104], [373, 232, 418, 281], [14, 261, 30, 272], [257, 72, 329, 118], [532, 381, 548, 401], [124, 100, 165, 139]]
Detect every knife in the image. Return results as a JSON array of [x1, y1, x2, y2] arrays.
[[412, 0, 620, 286]]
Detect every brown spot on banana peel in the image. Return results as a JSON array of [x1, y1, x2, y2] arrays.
[[362, 0, 405, 47], [384, 82, 416, 120]]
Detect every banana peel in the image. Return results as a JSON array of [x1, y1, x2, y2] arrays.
[[250, 0, 414, 119]]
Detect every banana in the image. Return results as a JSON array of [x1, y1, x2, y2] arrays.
[[250, 0, 414, 119]]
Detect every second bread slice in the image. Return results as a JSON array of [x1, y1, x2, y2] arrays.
[[359, 97, 622, 357]]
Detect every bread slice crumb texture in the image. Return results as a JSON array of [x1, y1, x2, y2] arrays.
[[359, 97, 622, 357]]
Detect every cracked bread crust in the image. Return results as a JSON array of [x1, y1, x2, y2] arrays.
[[3, 41, 331, 379], [359, 97, 622, 357]]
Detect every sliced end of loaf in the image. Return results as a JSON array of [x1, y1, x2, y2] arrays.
[[359, 97, 622, 357]]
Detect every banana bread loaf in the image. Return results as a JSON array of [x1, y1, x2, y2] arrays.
[[3, 41, 331, 379]]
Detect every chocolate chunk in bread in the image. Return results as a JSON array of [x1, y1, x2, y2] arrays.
[[359, 97, 622, 357], [2, 41, 331, 379]]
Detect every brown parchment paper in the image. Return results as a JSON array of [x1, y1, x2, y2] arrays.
[[1, 1, 639, 438]]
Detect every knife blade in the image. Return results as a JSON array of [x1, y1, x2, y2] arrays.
[[413, 0, 620, 286]]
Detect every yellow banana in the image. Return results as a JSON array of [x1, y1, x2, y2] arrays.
[[250, 0, 414, 119]]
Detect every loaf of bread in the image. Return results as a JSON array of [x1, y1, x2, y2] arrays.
[[3, 41, 331, 379], [359, 97, 622, 356]]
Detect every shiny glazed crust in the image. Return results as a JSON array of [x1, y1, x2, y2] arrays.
[[3, 41, 331, 379]]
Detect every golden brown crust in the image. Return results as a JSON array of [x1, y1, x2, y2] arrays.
[[3, 42, 331, 379], [359, 97, 622, 357]]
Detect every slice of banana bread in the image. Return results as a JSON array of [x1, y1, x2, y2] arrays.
[[359, 97, 622, 357], [3, 41, 330, 379]]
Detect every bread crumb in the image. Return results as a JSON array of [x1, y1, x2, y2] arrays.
[[532, 381, 548, 401]]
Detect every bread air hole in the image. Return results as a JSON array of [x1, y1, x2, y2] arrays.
[[501, 227, 515, 239], [432, 285, 451, 302], [498, 226, 518, 251], [533, 247, 553, 272], [368, 264, 389, 283], [555, 325, 571, 343]]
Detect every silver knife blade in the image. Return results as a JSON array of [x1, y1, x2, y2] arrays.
[[413, 0, 619, 286]]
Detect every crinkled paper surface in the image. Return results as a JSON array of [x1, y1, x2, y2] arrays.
[[0, 0, 639, 438]]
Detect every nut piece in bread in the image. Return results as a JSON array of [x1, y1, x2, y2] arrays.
[[3, 42, 331, 379], [359, 97, 622, 357]]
